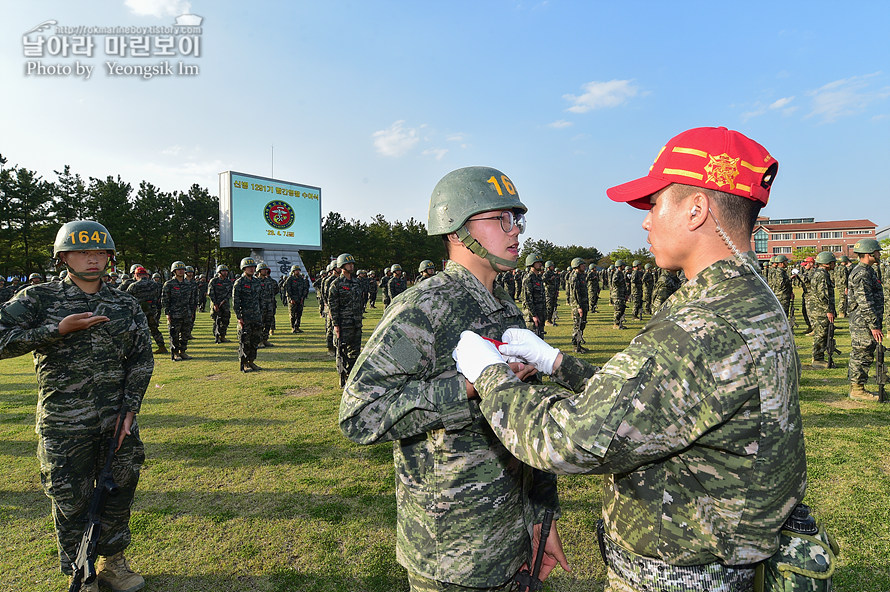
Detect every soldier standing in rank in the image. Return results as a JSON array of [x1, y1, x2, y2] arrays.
[[847, 239, 884, 400], [542, 260, 559, 325], [196, 273, 208, 313], [629, 260, 644, 319], [0, 277, 14, 303], [314, 268, 327, 316], [367, 270, 378, 308], [611, 259, 628, 329], [416, 260, 437, 284], [522, 254, 547, 337], [208, 264, 233, 343], [0, 220, 153, 592], [454, 127, 805, 592], [256, 262, 278, 347], [340, 166, 565, 591], [183, 266, 199, 340], [328, 253, 364, 388], [284, 265, 309, 333], [118, 270, 136, 292], [233, 257, 263, 372], [379, 267, 392, 308], [773, 255, 794, 321], [501, 267, 516, 303], [835, 255, 851, 317], [642, 263, 655, 315], [807, 252, 837, 369], [357, 269, 370, 312], [127, 266, 167, 354], [568, 257, 589, 353], [161, 261, 194, 361], [513, 267, 524, 301], [387, 264, 408, 301], [586, 262, 600, 314], [651, 268, 681, 310], [323, 262, 341, 355], [795, 256, 815, 334]]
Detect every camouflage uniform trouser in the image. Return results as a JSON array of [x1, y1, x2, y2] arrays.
[[848, 318, 878, 385], [525, 307, 546, 337], [38, 424, 144, 575], [212, 302, 231, 340], [811, 313, 830, 361], [407, 571, 515, 592], [801, 296, 812, 331], [642, 287, 652, 315], [145, 308, 165, 347], [185, 310, 196, 339], [589, 290, 599, 313], [238, 319, 263, 363], [368, 289, 377, 307], [335, 326, 362, 385], [779, 297, 793, 325], [326, 314, 335, 351], [613, 301, 626, 327], [261, 308, 275, 341], [545, 291, 558, 323], [631, 293, 643, 319], [837, 289, 847, 316], [288, 299, 304, 330], [168, 316, 189, 353], [572, 307, 588, 346]]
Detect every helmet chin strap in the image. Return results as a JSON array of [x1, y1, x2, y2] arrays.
[[61, 254, 112, 281], [455, 225, 517, 272]]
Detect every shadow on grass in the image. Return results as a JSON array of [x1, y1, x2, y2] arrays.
[[137, 569, 408, 592], [0, 439, 36, 457]]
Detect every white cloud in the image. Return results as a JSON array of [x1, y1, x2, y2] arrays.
[[446, 133, 466, 142], [769, 97, 794, 109], [161, 145, 184, 156], [422, 148, 448, 160], [806, 73, 890, 123], [372, 120, 420, 157], [125, 0, 191, 18], [563, 80, 639, 113], [548, 119, 573, 129]]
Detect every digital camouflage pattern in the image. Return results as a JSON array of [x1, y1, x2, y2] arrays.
[[161, 276, 194, 355], [0, 278, 153, 572], [474, 254, 806, 570], [208, 273, 233, 341], [126, 277, 165, 348], [387, 274, 408, 301], [521, 269, 546, 336], [587, 267, 601, 314], [760, 525, 837, 592], [642, 268, 654, 315], [610, 267, 628, 327], [832, 263, 848, 317], [846, 262, 884, 385], [328, 273, 364, 385], [542, 267, 560, 324], [567, 268, 588, 350], [257, 274, 279, 342], [651, 270, 681, 311], [339, 261, 559, 587], [773, 267, 793, 321], [806, 267, 835, 363], [630, 267, 644, 319], [284, 271, 310, 331], [233, 274, 263, 363]]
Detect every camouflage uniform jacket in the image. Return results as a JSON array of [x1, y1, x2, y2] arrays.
[[207, 275, 233, 306], [652, 271, 681, 310], [126, 277, 162, 317], [774, 268, 792, 302], [611, 268, 627, 302], [805, 267, 835, 317], [232, 275, 262, 322], [0, 285, 14, 303], [378, 275, 391, 298], [587, 268, 601, 295], [521, 271, 546, 316], [568, 269, 588, 309], [542, 269, 559, 299], [161, 277, 194, 318], [0, 278, 154, 437], [339, 261, 559, 586], [474, 253, 806, 566], [327, 275, 363, 329], [387, 275, 408, 300], [847, 263, 884, 331], [257, 276, 278, 313], [284, 274, 309, 303]]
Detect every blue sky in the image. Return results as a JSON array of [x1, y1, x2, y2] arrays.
[[3, 0, 889, 253]]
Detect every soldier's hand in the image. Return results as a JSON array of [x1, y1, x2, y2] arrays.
[[334, 326, 340, 339], [115, 412, 136, 451], [525, 520, 571, 581], [58, 312, 109, 335], [873, 329, 884, 344], [827, 312, 835, 323], [509, 361, 537, 382]]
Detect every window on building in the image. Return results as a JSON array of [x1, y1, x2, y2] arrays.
[[820, 231, 843, 239], [772, 247, 792, 254], [795, 232, 817, 240], [773, 233, 793, 241], [754, 229, 768, 253], [847, 230, 871, 235]]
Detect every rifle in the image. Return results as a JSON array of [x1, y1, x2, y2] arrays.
[[69, 409, 126, 592], [514, 509, 554, 592], [878, 343, 887, 404], [827, 323, 836, 369]]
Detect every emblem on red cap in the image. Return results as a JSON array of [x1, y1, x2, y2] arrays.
[[704, 153, 740, 191]]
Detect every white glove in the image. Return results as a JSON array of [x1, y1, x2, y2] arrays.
[[452, 331, 507, 383], [498, 327, 560, 375]]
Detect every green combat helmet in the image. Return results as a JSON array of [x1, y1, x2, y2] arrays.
[[774, 254, 789, 263], [53, 220, 117, 280], [290, 264, 300, 273], [257, 262, 270, 271], [383, 267, 391, 274], [240, 257, 257, 269], [852, 238, 881, 254], [644, 263, 652, 270], [545, 260, 555, 269], [216, 264, 229, 274], [526, 253, 543, 268], [129, 264, 142, 274], [29, 272, 42, 281], [337, 253, 356, 267], [815, 251, 836, 265], [838, 255, 850, 263], [571, 257, 585, 269], [427, 166, 528, 271], [632, 260, 641, 267], [170, 261, 187, 273], [418, 259, 435, 273], [185, 265, 195, 274], [614, 259, 626, 267], [390, 263, 402, 272]]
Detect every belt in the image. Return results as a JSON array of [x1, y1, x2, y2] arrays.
[[598, 523, 755, 592]]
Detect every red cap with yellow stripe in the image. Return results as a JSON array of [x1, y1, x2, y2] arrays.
[[606, 127, 778, 210]]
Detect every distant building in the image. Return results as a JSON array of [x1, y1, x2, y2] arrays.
[[750, 217, 878, 261]]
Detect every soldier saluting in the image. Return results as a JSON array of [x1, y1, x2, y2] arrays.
[[0, 220, 153, 592]]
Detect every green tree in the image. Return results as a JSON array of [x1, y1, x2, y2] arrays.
[[86, 175, 133, 267], [129, 181, 175, 273], [175, 184, 219, 277], [1, 166, 56, 276], [52, 165, 90, 223]]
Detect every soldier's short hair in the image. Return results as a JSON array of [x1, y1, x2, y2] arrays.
[[673, 183, 761, 238]]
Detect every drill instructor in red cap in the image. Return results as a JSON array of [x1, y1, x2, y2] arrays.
[[453, 127, 807, 591]]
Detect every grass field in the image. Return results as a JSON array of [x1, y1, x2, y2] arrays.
[[1, 289, 888, 591]]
